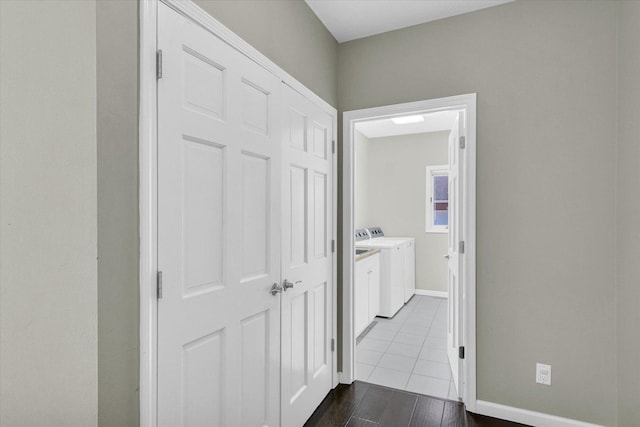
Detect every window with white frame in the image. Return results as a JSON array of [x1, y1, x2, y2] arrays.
[[426, 165, 449, 233]]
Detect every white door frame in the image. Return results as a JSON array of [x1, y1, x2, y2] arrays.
[[341, 94, 477, 411], [139, 1, 338, 425]]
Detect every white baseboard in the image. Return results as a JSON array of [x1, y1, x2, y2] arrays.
[[475, 400, 604, 427], [414, 289, 447, 299]]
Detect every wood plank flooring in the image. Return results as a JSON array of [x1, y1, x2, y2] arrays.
[[304, 382, 529, 427]]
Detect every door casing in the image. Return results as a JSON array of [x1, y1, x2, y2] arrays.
[[139, 1, 338, 425], [341, 95, 477, 412]]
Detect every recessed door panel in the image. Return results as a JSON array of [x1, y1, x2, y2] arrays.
[[290, 166, 308, 267], [182, 47, 225, 119], [281, 85, 334, 427], [182, 329, 224, 427], [312, 282, 327, 376], [290, 292, 308, 402], [313, 172, 327, 259], [289, 109, 306, 151], [182, 138, 225, 297], [158, 5, 281, 426], [242, 152, 270, 280], [241, 310, 269, 426], [312, 123, 327, 159], [241, 78, 270, 136]]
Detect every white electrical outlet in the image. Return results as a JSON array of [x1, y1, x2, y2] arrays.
[[536, 363, 552, 386]]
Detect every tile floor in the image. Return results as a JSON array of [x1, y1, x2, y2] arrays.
[[355, 295, 459, 401]]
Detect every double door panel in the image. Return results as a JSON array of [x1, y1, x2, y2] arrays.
[[280, 85, 334, 427], [157, 4, 332, 426], [157, 5, 282, 426]]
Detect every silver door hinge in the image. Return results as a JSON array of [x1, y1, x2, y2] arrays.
[[459, 241, 465, 254], [331, 239, 335, 253], [459, 136, 466, 149], [156, 49, 163, 79], [331, 338, 335, 352], [332, 140, 335, 154], [459, 346, 465, 359], [157, 271, 163, 299]]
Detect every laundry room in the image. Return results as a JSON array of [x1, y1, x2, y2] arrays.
[[355, 114, 453, 297], [352, 110, 461, 399]]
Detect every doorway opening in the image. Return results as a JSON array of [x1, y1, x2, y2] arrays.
[[341, 94, 477, 411]]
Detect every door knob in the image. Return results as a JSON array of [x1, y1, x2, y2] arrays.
[[283, 279, 301, 291], [444, 254, 450, 259], [270, 283, 283, 295]]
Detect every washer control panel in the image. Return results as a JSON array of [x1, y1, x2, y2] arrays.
[[367, 227, 384, 238], [355, 229, 370, 242]]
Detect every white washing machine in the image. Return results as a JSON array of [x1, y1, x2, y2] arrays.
[[363, 227, 416, 303], [355, 231, 405, 317]]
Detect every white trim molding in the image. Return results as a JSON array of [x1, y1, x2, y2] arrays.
[[138, 1, 159, 426], [414, 289, 448, 299], [140, 1, 339, 425], [475, 401, 605, 427], [342, 94, 477, 412]]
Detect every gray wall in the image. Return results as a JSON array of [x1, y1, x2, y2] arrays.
[[4, 0, 634, 425], [97, 1, 139, 426], [194, 0, 338, 108], [0, 0, 98, 425], [354, 130, 370, 230], [355, 132, 449, 292], [339, 1, 618, 424], [616, 2, 640, 426], [95, 1, 338, 426]]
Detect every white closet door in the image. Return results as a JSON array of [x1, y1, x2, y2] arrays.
[[447, 112, 464, 398], [157, 4, 282, 426], [280, 84, 334, 427]]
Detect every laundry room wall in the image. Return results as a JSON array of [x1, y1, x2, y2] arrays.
[[339, 1, 618, 424], [1, 0, 98, 424], [354, 129, 371, 230], [616, 1, 640, 425], [355, 131, 449, 293], [97, 1, 139, 425], [96, 1, 338, 426]]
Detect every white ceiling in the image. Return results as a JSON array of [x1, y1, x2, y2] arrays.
[[356, 111, 458, 139], [305, 0, 513, 43]]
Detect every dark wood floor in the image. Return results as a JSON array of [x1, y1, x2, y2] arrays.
[[304, 382, 529, 427]]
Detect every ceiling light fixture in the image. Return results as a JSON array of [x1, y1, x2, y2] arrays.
[[391, 115, 424, 125]]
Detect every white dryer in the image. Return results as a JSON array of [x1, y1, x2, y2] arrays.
[[364, 227, 416, 303], [355, 232, 405, 318]]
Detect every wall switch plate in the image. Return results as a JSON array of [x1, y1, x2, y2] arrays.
[[536, 363, 552, 386]]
